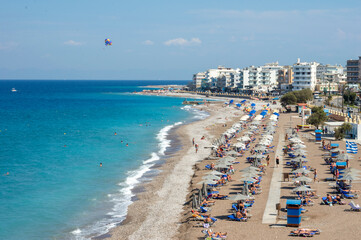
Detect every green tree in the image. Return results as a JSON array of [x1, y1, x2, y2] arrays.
[[281, 92, 297, 106], [335, 123, 352, 140], [344, 90, 356, 104], [293, 89, 313, 103], [307, 107, 328, 129]]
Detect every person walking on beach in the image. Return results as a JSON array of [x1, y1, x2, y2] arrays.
[[192, 138, 195, 146], [314, 169, 317, 182], [275, 156, 279, 168], [195, 143, 199, 153]]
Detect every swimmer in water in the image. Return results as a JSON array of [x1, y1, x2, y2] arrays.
[[126, 143, 129, 147], [100, 163, 102, 167], [114, 132, 117, 135], [121, 141, 123, 143]]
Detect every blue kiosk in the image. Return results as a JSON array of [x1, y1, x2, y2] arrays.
[[315, 129, 322, 142], [287, 199, 302, 227]]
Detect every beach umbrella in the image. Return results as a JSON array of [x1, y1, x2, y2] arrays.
[[220, 156, 236, 162], [240, 136, 251, 142], [214, 163, 232, 168], [202, 175, 221, 180], [241, 173, 259, 178], [233, 142, 245, 148], [228, 193, 254, 201], [293, 144, 307, 149], [292, 168, 311, 174], [292, 185, 314, 192], [240, 177, 257, 182], [342, 167, 361, 174], [253, 154, 265, 159], [330, 148, 343, 153], [292, 149, 308, 154], [293, 176, 313, 183], [336, 153, 353, 161], [226, 150, 239, 156], [289, 138, 302, 143], [240, 166, 260, 172], [339, 173, 360, 181], [291, 158, 307, 163], [207, 170, 224, 176], [197, 180, 218, 185]]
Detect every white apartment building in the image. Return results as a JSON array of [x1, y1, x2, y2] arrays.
[[239, 62, 281, 91], [193, 66, 240, 90], [192, 72, 206, 89], [292, 59, 318, 91], [316, 64, 344, 82]]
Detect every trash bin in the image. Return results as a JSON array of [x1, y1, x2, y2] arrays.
[[286, 199, 302, 227]]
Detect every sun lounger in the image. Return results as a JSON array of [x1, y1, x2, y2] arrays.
[[212, 195, 228, 200], [200, 206, 211, 213], [349, 201, 361, 211], [289, 229, 320, 237], [227, 214, 247, 222], [340, 190, 358, 199]]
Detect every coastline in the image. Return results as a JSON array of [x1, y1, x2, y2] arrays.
[[106, 98, 240, 239]]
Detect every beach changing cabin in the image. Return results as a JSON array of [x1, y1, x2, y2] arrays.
[[286, 199, 302, 227]]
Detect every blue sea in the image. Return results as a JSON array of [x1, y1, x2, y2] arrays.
[[0, 80, 208, 240]]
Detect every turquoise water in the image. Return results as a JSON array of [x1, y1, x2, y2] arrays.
[[0, 80, 202, 240]]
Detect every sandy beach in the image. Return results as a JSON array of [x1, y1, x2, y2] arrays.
[[108, 97, 246, 240], [106, 91, 361, 240]]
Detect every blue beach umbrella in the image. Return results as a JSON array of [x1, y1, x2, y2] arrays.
[[251, 103, 256, 107], [236, 103, 241, 107]]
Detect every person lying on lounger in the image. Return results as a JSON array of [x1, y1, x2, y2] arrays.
[[191, 209, 209, 217], [211, 193, 227, 198], [206, 230, 227, 238], [204, 216, 216, 224], [290, 228, 320, 235], [342, 189, 360, 193], [236, 210, 243, 219], [201, 199, 215, 206]]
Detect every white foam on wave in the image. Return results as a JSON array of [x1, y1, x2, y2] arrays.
[[157, 122, 182, 155], [71, 122, 183, 240], [181, 105, 210, 120]]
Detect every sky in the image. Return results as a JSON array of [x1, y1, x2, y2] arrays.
[[1, 0, 361, 80]]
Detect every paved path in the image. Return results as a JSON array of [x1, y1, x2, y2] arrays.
[[262, 129, 284, 224]]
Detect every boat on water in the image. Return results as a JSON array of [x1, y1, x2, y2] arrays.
[[11, 88, 17, 92]]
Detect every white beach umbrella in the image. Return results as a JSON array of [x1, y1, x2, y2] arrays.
[[240, 166, 260, 172], [233, 142, 246, 148], [202, 175, 221, 180], [206, 170, 224, 176], [197, 180, 218, 185], [292, 168, 311, 174], [292, 185, 314, 192], [240, 177, 257, 183], [240, 136, 251, 142], [293, 176, 313, 183], [228, 194, 254, 201]]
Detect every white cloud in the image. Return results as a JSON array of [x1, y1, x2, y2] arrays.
[[64, 40, 83, 46], [164, 38, 201, 46], [142, 40, 154, 45]]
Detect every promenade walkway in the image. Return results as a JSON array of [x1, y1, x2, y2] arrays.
[[262, 129, 284, 224]]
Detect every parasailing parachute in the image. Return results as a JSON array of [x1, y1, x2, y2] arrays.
[[105, 38, 112, 46]]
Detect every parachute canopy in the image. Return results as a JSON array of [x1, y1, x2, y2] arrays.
[[105, 38, 112, 46]]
